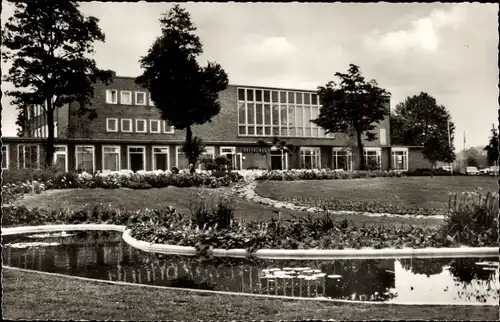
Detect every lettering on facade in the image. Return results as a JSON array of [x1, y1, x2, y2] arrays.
[[242, 148, 269, 154]]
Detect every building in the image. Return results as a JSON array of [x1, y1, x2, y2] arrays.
[[2, 75, 431, 173]]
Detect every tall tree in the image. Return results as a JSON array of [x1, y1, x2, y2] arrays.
[[484, 127, 499, 166], [2, 1, 113, 166], [312, 64, 390, 170], [393, 92, 456, 168], [136, 5, 229, 167]]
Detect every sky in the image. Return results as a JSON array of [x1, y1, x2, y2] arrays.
[[1, 2, 498, 150]]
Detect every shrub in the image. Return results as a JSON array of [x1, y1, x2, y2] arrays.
[[189, 190, 236, 230], [443, 189, 499, 246], [255, 169, 405, 181]]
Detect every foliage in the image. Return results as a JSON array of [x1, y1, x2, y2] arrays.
[[189, 190, 236, 230], [2, 1, 114, 165], [135, 4, 229, 165], [422, 136, 455, 173], [181, 136, 206, 169], [255, 169, 404, 181], [313, 64, 390, 170], [275, 196, 448, 217], [391, 92, 456, 168], [1, 170, 244, 204], [200, 156, 231, 171], [444, 189, 499, 246], [484, 126, 499, 167], [405, 168, 462, 176], [65, 108, 97, 138]]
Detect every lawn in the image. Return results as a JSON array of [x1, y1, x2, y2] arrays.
[[255, 176, 499, 211], [3, 268, 498, 320], [13, 186, 443, 228]]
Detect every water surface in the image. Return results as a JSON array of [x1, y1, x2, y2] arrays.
[[3, 231, 498, 305]]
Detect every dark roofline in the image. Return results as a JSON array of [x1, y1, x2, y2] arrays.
[[111, 75, 391, 97]]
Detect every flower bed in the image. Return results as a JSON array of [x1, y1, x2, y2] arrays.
[[272, 196, 448, 217], [1, 169, 244, 204], [255, 169, 405, 181]]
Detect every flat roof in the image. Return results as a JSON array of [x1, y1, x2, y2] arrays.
[[112, 75, 391, 97]]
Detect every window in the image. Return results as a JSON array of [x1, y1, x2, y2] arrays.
[[380, 128, 387, 145], [300, 147, 321, 169], [127, 146, 146, 172], [152, 146, 170, 171], [364, 148, 382, 170], [135, 119, 146, 133], [75, 145, 95, 173], [150, 120, 160, 133], [199, 146, 215, 170], [103, 146, 120, 172], [2, 145, 9, 169], [237, 87, 329, 139], [53, 145, 68, 172], [18, 144, 39, 169], [121, 119, 132, 133], [106, 118, 118, 132], [120, 91, 132, 105], [176, 146, 189, 169], [163, 121, 175, 134], [392, 148, 408, 171], [135, 92, 146, 105], [332, 148, 352, 171], [106, 90, 118, 104]]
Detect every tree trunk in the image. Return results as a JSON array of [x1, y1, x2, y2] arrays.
[[185, 125, 196, 167], [45, 99, 55, 167], [355, 126, 365, 170]]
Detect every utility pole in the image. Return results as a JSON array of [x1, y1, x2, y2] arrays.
[[463, 130, 466, 172], [447, 118, 453, 174]]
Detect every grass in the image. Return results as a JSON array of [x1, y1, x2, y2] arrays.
[[3, 268, 498, 320], [255, 176, 499, 210], [13, 186, 443, 228]]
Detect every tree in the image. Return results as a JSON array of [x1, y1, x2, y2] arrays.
[[313, 64, 390, 170], [2, 1, 114, 166], [136, 5, 229, 167], [13, 98, 30, 137], [484, 127, 499, 166], [392, 92, 456, 169], [65, 108, 97, 138]]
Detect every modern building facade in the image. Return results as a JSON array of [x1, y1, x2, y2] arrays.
[[2, 75, 431, 173]]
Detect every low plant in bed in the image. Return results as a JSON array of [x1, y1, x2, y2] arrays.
[[1, 168, 244, 204], [275, 196, 448, 217], [255, 169, 405, 181], [3, 189, 496, 256]]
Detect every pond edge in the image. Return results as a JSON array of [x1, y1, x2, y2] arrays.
[[3, 225, 498, 260]]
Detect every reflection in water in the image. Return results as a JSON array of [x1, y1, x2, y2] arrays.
[[2, 231, 499, 305]]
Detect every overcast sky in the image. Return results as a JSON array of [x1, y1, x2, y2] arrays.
[[1, 2, 498, 150]]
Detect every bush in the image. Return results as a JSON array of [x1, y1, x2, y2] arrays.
[[406, 168, 461, 176], [255, 169, 405, 181], [189, 190, 236, 229]]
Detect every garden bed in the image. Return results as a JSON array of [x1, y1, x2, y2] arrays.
[[2, 169, 243, 205], [255, 169, 405, 181]]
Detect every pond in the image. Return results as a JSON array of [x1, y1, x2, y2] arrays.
[[2, 231, 499, 305]]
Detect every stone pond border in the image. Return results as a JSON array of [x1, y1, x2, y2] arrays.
[[230, 179, 448, 220], [3, 225, 498, 260]]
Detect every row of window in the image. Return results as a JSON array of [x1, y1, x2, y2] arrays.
[[106, 118, 174, 134], [31, 122, 58, 138], [2, 144, 408, 172], [238, 88, 321, 105], [238, 102, 333, 138], [105, 90, 154, 106]]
